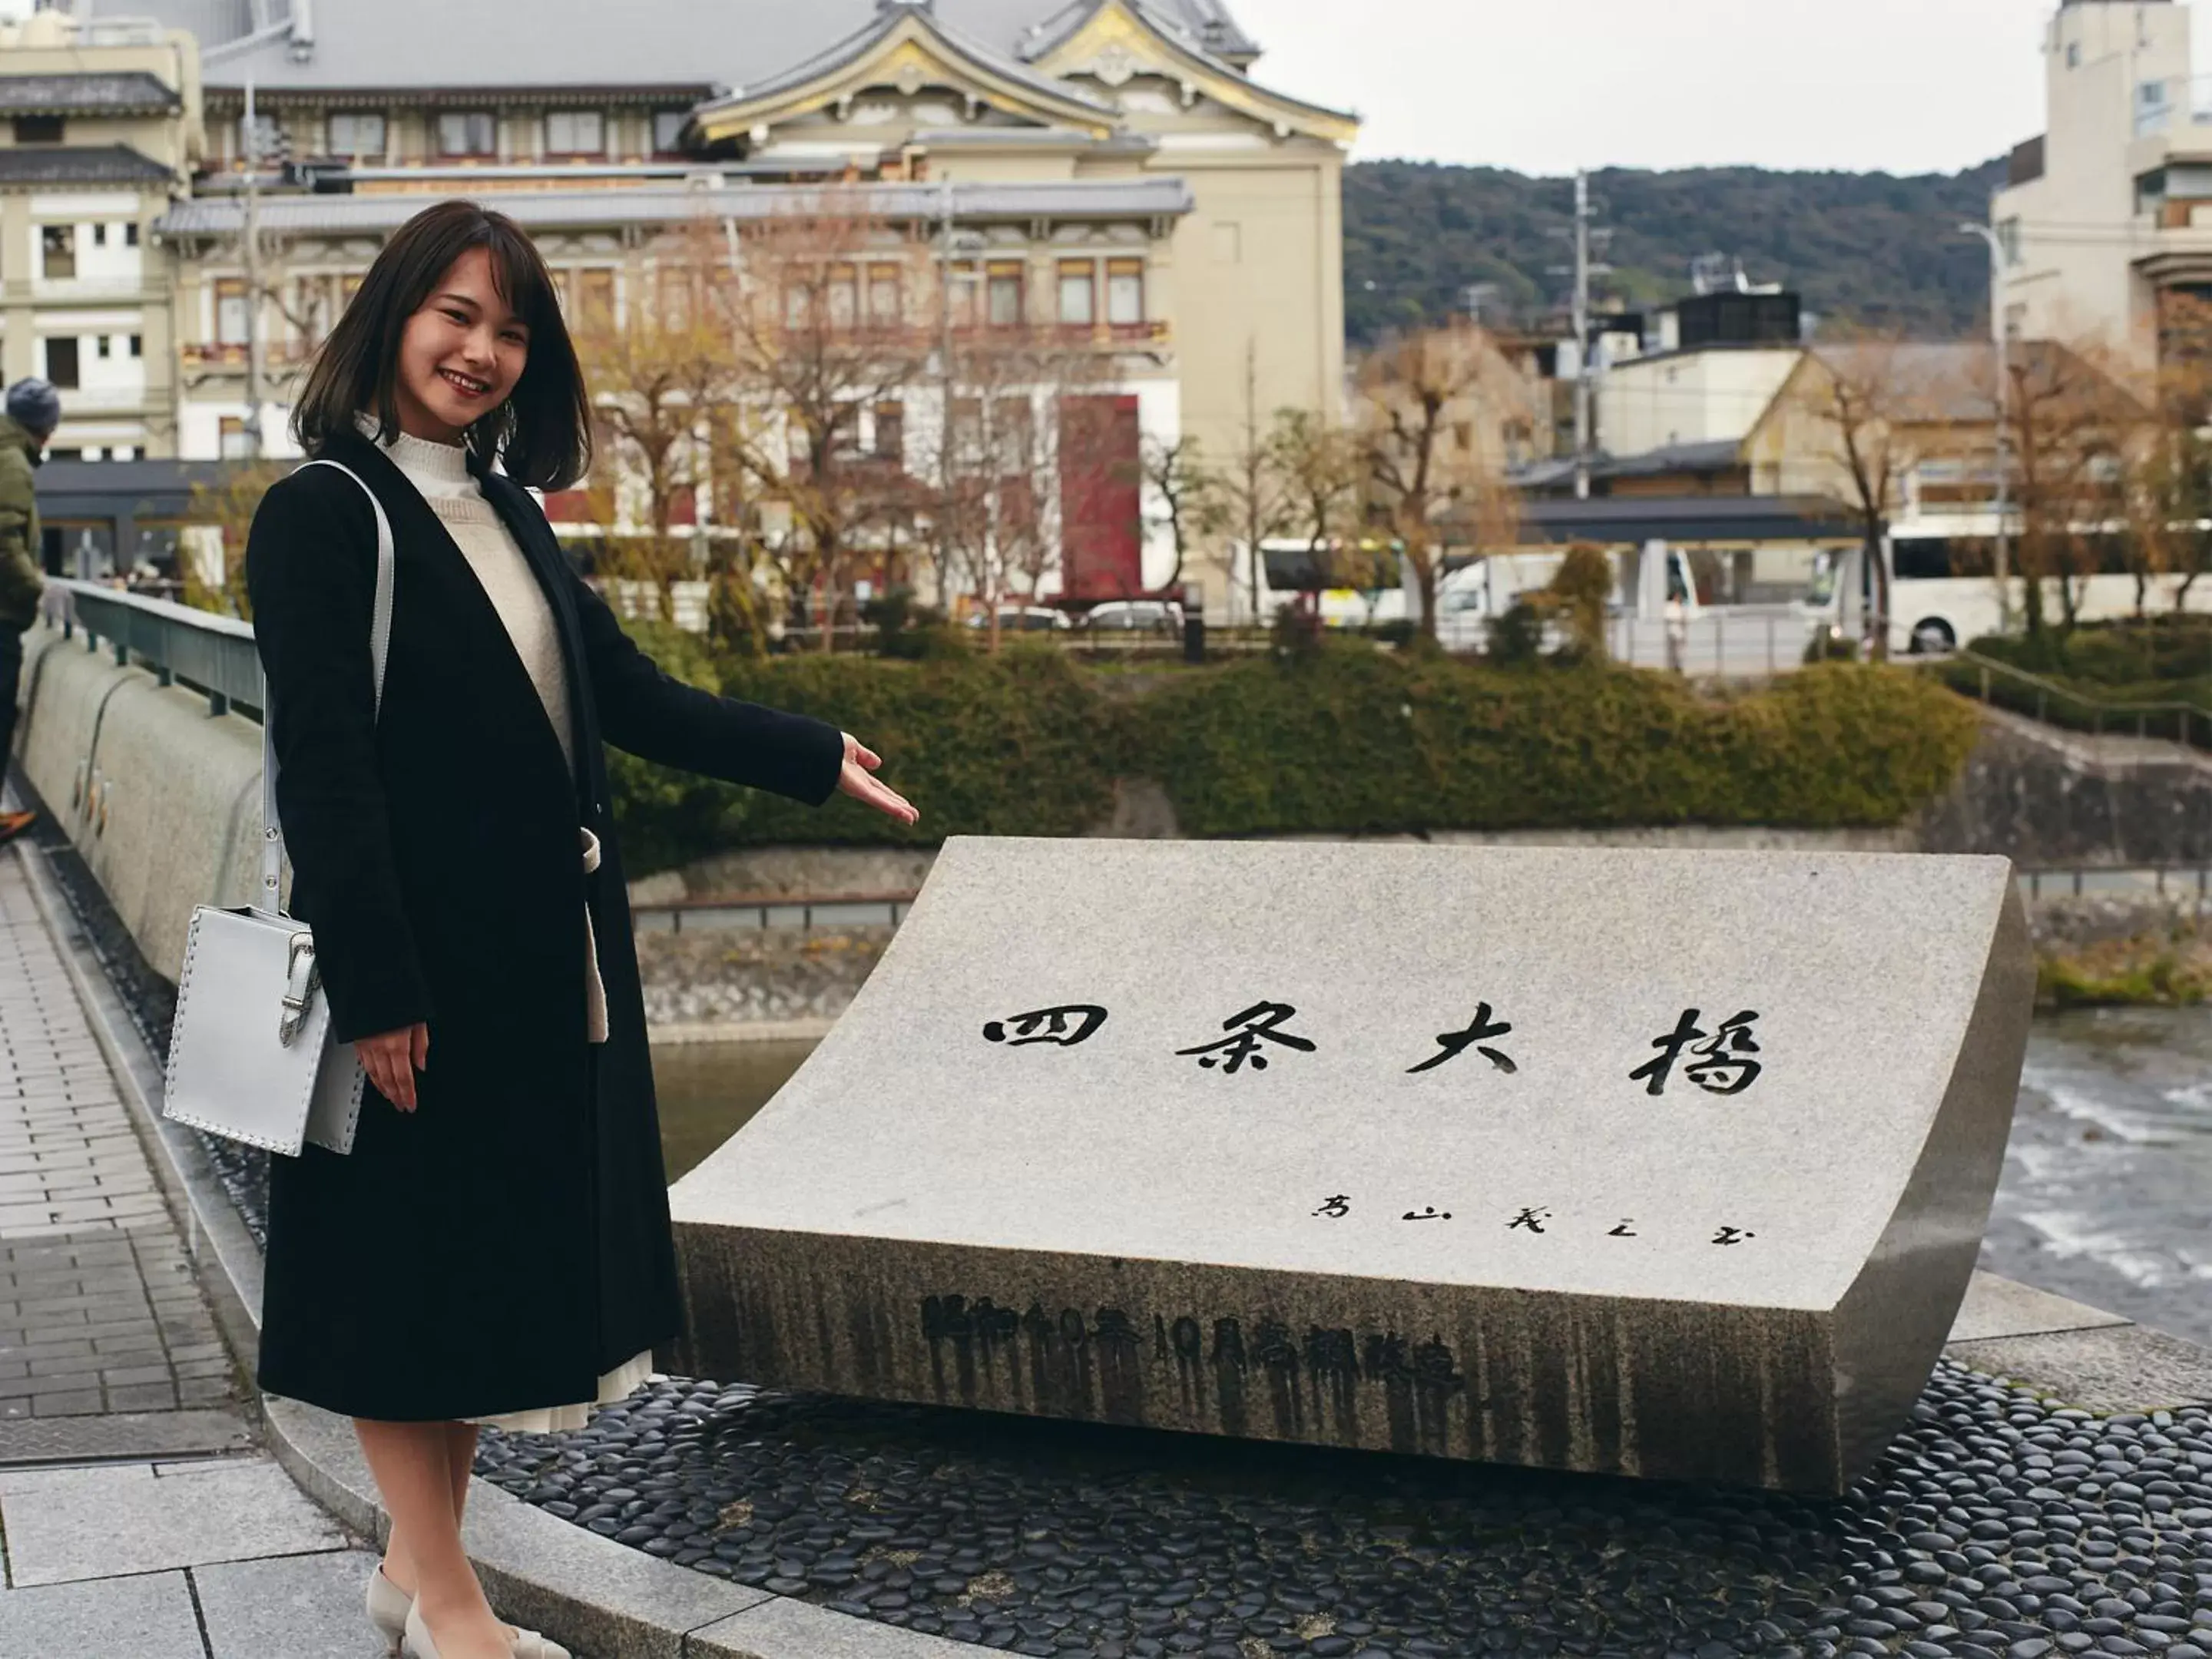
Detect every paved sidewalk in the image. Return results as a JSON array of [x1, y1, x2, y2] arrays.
[[0, 849, 389, 1657]]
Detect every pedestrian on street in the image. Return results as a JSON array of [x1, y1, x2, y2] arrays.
[[244, 200, 919, 1659], [0, 376, 59, 844]]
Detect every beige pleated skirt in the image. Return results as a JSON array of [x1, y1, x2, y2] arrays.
[[464, 828, 646, 1436]]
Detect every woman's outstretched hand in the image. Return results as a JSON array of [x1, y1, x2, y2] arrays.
[[359, 1022, 429, 1111], [837, 732, 918, 826]]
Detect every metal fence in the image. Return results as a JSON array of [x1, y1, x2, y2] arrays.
[[41, 578, 263, 717], [1942, 648, 2212, 750], [631, 892, 916, 933]]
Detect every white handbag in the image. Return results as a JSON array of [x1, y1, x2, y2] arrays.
[[161, 459, 395, 1158]]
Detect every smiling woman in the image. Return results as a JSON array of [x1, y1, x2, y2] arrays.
[[249, 200, 916, 1659]]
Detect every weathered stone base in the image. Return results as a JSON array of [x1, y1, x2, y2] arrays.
[[669, 1228, 1872, 1492]]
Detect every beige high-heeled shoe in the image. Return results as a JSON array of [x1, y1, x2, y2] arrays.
[[401, 1598, 572, 1659], [366, 1566, 411, 1655]]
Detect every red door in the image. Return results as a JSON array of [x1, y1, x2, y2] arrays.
[[1058, 394, 1142, 600]]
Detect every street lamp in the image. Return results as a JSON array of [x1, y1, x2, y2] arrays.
[[1960, 218, 2014, 631]]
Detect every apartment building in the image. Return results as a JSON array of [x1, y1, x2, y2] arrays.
[[1993, 0, 2210, 372], [0, 6, 198, 461], [124, 0, 1354, 600]]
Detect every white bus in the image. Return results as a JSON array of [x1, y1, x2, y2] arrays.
[[1807, 522, 2212, 655]]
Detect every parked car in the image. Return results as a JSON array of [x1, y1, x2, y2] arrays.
[[1078, 599, 1185, 634], [963, 604, 1071, 632]]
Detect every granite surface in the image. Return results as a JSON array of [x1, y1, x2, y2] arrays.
[[669, 839, 2037, 1490]]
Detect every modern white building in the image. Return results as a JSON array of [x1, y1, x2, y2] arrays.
[[1993, 0, 2210, 371]]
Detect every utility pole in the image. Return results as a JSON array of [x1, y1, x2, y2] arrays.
[[241, 77, 265, 459], [1548, 171, 1611, 500], [1960, 217, 2012, 631]]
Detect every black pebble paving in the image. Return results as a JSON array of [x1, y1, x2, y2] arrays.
[[470, 1363, 2212, 1659]]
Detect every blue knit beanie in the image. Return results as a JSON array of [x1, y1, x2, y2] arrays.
[[5, 378, 60, 435]]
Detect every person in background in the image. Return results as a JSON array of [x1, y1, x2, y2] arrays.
[[0, 376, 58, 843]]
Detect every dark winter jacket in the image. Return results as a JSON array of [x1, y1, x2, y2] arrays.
[[244, 428, 845, 1420], [0, 416, 45, 626]]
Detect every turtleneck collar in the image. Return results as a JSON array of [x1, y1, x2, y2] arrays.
[[354, 410, 472, 486]]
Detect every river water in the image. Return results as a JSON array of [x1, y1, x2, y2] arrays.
[[651, 1009, 2212, 1346]]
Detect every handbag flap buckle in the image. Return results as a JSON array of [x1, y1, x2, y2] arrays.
[[278, 931, 319, 1047]]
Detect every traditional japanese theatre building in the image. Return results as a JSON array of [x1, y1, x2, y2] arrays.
[[104, 0, 1357, 601]]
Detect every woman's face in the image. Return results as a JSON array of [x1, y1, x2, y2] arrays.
[[391, 247, 529, 445]]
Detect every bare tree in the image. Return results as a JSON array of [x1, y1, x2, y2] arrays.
[[922, 314, 1105, 651], [1139, 433, 1224, 599], [1790, 337, 1945, 662], [571, 227, 734, 622], [1351, 322, 1526, 643], [707, 197, 932, 651], [2004, 342, 2144, 640], [1215, 342, 1290, 626]]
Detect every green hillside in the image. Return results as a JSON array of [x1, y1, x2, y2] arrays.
[[1343, 158, 2009, 345]]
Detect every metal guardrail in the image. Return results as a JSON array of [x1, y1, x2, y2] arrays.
[[2016, 866, 2212, 902], [1945, 647, 2210, 748], [42, 577, 263, 718], [631, 891, 916, 933]]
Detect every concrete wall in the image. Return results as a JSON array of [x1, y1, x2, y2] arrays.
[[15, 620, 265, 982], [1916, 707, 2212, 868]]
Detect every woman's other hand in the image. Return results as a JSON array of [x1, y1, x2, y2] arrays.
[[836, 732, 918, 826], [359, 1022, 429, 1111]]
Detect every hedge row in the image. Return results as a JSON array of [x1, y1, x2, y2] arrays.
[[607, 632, 1984, 873]]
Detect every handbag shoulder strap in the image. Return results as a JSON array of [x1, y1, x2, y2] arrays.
[[258, 458, 396, 914]]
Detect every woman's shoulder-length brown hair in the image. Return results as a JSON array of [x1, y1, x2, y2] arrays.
[[290, 199, 591, 492]]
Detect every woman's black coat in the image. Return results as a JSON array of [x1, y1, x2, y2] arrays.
[[245, 428, 843, 1422]]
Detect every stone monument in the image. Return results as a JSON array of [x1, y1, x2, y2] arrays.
[[667, 837, 2035, 1492]]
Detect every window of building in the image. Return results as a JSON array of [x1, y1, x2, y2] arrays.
[[111, 445, 134, 462], [219, 417, 252, 459], [656, 264, 697, 328], [127, 333, 142, 358], [826, 263, 859, 331], [544, 109, 604, 157], [577, 268, 614, 323], [328, 111, 387, 158], [242, 111, 280, 162], [867, 263, 902, 329], [215, 277, 250, 346], [124, 222, 139, 247], [12, 114, 61, 144], [91, 224, 108, 249], [783, 280, 813, 330], [948, 260, 979, 328], [95, 336, 111, 359], [652, 110, 690, 155], [436, 110, 498, 158], [1057, 260, 1095, 326], [44, 338, 79, 389], [40, 224, 74, 280], [46, 448, 80, 462], [2066, 40, 2081, 69], [985, 261, 1024, 328], [1107, 259, 1145, 326], [874, 401, 904, 461]]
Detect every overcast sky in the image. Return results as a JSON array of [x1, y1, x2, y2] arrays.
[[1233, 0, 2086, 177]]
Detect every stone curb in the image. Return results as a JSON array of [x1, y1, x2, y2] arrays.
[[17, 835, 2212, 1657]]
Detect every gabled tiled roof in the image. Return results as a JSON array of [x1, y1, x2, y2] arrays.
[[0, 72, 181, 117], [126, 0, 1256, 95], [0, 145, 174, 187], [697, 1, 1115, 124]]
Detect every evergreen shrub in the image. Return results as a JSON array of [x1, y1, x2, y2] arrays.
[[606, 631, 1982, 873]]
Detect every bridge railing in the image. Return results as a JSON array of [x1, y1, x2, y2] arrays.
[[40, 578, 263, 718]]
